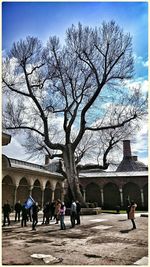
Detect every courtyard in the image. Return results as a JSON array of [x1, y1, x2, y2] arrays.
[[2, 211, 148, 265]]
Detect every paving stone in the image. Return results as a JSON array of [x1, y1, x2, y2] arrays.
[[90, 219, 107, 222], [92, 225, 112, 230], [133, 256, 148, 265]]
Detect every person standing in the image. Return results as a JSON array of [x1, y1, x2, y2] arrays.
[[50, 201, 55, 220], [27, 207, 32, 222], [45, 202, 51, 224], [70, 200, 77, 228], [32, 202, 39, 230], [21, 204, 28, 227], [2, 200, 11, 226], [42, 203, 47, 224], [59, 202, 66, 230], [76, 200, 81, 225], [14, 200, 22, 222], [129, 200, 137, 230], [54, 199, 61, 224]]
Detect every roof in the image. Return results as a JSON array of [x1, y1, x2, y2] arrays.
[[7, 158, 64, 179], [2, 133, 11, 146], [79, 171, 148, 178], [116, 158, 148, 172]]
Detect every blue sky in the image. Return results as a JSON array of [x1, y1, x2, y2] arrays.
[[2, 1, 148, 78], [2, 1, 148, 165], [2, 2, 148, 52]]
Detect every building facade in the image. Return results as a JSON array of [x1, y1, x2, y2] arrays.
[[2, 133, 65, 208], [2, 134, 148, 210], [78, 170, 148, 210]]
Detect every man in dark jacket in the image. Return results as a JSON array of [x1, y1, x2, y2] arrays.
[[32, 202, 39, 230], [2, 200, 11, 226], [76, 200, 81, 225], [15, 200, 22, 222], [21, 204, 28, 227]]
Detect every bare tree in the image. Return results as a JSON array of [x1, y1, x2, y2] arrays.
[[3, 21, 147, 205]]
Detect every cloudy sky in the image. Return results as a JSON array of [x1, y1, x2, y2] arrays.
[[2, 1, 148, 166]]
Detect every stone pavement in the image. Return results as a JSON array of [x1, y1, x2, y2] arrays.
[[134, 256, 148, 265], [2, 212, 148, 265]]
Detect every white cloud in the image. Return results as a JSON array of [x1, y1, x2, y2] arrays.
[[142, 61, 148, 67], [3, 136, 26, 160], [2, 135, 39, 164], [124, 77, 148, 94], [132, 119, 148, 157], [133, 53, 148, 68]]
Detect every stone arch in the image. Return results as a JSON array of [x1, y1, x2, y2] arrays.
[[32, 179, 42, 206], [2, 175, 15, 207], [44, 181, 52, 204], [17, 177, 30, 204], [2, 155, 11, 168], [143, 184, 148, 210], [54, 182, 62, 200], [123, 182, 141, 209], [85, 182, 101, 206], [103, 182, 120, 209]]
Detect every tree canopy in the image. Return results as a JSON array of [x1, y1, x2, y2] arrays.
[[3, 21, 147, 203]]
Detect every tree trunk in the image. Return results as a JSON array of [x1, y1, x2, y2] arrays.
[[63, 144, 86, 207]]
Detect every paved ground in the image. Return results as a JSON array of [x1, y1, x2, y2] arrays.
[[2, 212, 148, 265]]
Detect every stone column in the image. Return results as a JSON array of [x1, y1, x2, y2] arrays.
[[41, 189, 45, 208], [61, 188, 65, 202], [100, 188, 104, 206], [29, 185, 33, 196], [140, 188, 144, 207], [51, 189, 55, 202], [14, 185, 19, 207], [60, 183, 65, 202], [83, 189, 86, 202], [119, 188, 123, 207]]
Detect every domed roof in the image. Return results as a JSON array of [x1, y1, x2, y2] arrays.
[[116, 140, 148, 172], [116, 157, 148, 172]]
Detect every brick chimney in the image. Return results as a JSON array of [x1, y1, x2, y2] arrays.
[[45, 155, 50, 165], [132, 155, 138, 161], [123, 140, 132, 159]]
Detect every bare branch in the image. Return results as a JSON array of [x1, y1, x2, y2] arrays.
[[5, 126, 45, 137], [85, 114, 137, 132]]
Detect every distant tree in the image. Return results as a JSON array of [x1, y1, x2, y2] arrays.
[[3, 21, 147, 205]]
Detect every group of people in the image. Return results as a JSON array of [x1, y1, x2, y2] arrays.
[[2, 200, 40, 230], [42, 199, 65, 229], [2, 199, 81, 231], [42, 199, 81, 230], [2, 197, 137, 231]]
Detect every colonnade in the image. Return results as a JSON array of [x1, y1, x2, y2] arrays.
[[80, 182, 148, 209], [2, 174, 65, 208], [2, 174, 148, 210]]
